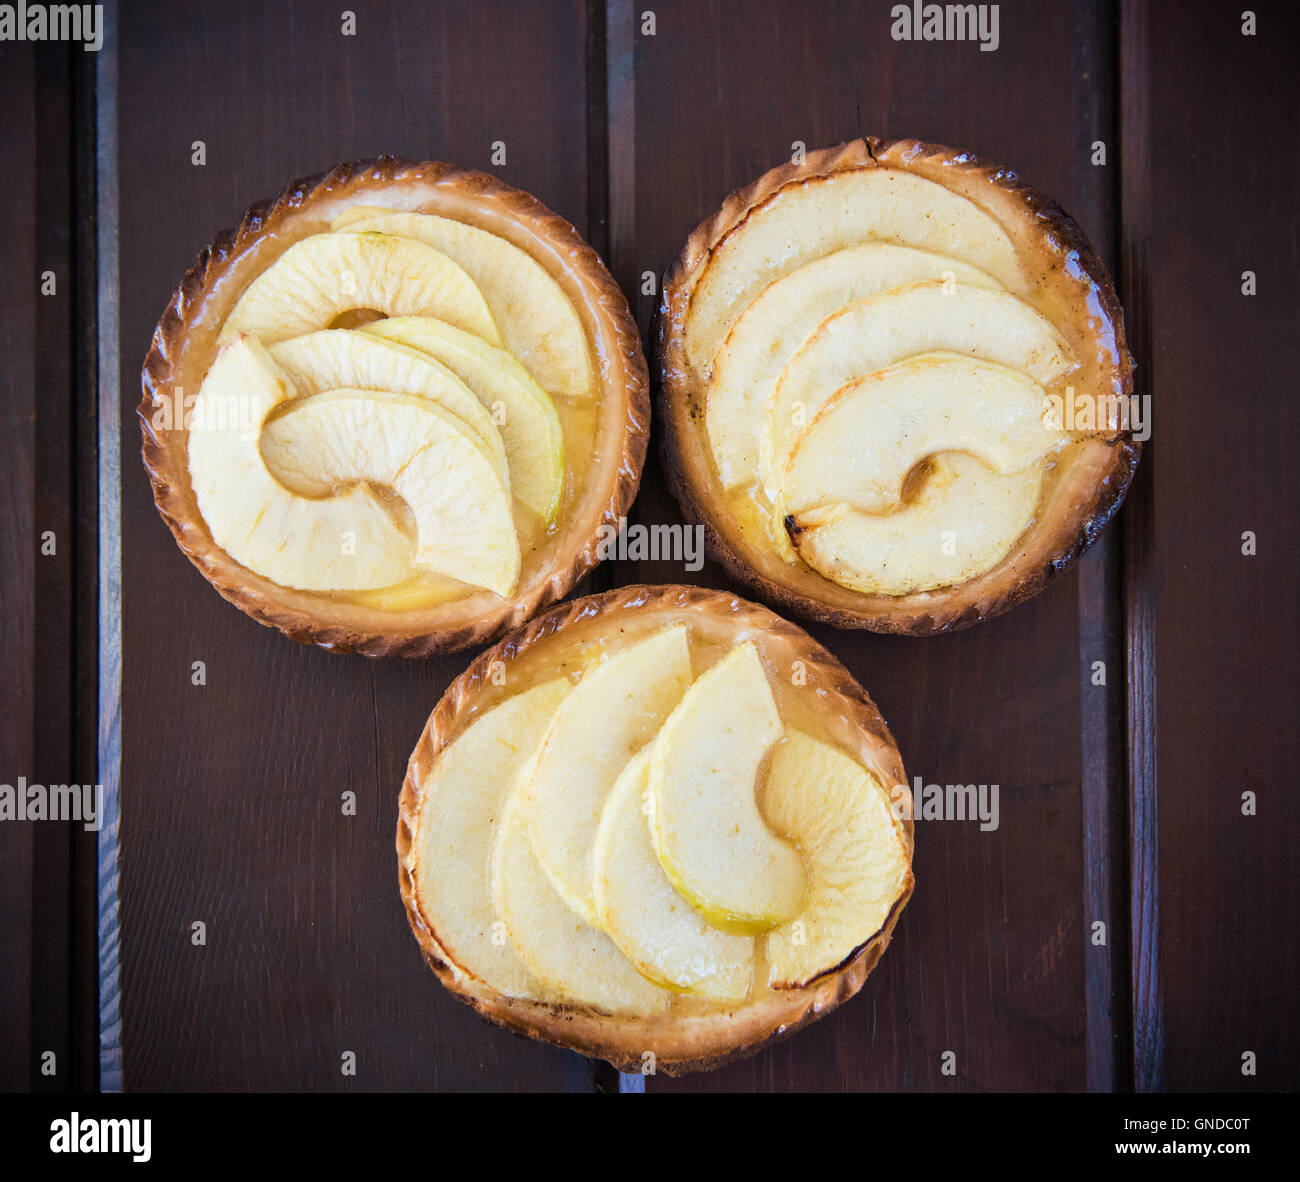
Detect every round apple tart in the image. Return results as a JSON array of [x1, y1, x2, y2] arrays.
[[397, 584, 914, 1074], [658, 138, 1141, 634], [141, 159, 648, 655]]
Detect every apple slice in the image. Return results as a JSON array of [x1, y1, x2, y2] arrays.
[[647, 643, 806, 932], [685, 167, 1027, 369], [707, 243, 1001, 488], [786, 453, 1044, 596], [592, 747, 754, 1001], [187, 337, 413, 590], [780, 353, 1066, 518], [221, 231, 501, 346], [331, 209, 592, 399], [763, 730, 912, 988], [414, 678, 571, 998], [491, 779, 672, 1015], [268, 329, 508, 486], [763, 281, 1076, 501], [260, 389, 519, 596], [525, 626, 693, 927], [361, 316, 564, 525]]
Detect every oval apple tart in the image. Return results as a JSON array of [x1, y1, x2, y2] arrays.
[[658, 138, 1140, 633], [141, 159, 647, 654], [397, 584, 914, 1073]]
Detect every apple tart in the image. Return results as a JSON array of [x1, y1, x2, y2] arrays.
[[658, 138, 1141, 634], [141, 159, 648, 654], [397, 584, 914, 1073]]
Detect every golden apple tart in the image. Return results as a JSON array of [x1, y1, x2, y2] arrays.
[[658, 138, 1141, 634], [141, 159, 648, 655], [397, 584, 914, 1074]]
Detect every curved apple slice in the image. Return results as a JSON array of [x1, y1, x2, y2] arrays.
[[361, 316, 564, 525], [685, 167, 1027, 369], [781, 354, 1065, 517], [592, 747, 754, 1001], [763, 730, 912, 989], [763, 281, 1076, 502], [707, 243, 1001, 488], [221, 231, 501, 346], [331, 209, 592, 400], [188, 337, 413, 591], [786, 453, 1044, 596], [268, 329, 508, 486], [260, 389, 520, 596], [491, 779, 671, 1015], [647, 643, 806, 932], [414, 678, 571, 999], [525, 626, 693, 927]]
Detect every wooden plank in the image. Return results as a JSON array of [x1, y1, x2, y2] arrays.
[[1122, 0, 1300, 1092], [622, 0, 1121, 1091], [115, 0, 595, 1091]]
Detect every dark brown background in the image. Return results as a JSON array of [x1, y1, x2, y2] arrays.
[[1, 0, 1296, 1092]]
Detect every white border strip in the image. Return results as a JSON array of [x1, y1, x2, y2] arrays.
[[95, 2, 123, 1094]]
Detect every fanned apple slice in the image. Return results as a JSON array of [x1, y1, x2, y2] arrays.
[[647, 643, 806, 932], [685, 167, 1027, 369], [781, 354, 1066, 517], [414, 678, 571, 999], [763, 730, 912, 988], [525, 626, 693, 927], [220, 231, 501, 346], [268, 329, 508, 485], [260, 389, 520, 596], [491, 779, 672, 1015], [707, 243, 1001, 488], [787, 454, 1044, 596], [360, 316, 564, 525], [330, 209, 592, 399], [188, 337, 413, 591], [592, 747, 754, 1001], [763, 281, 1076, 500]]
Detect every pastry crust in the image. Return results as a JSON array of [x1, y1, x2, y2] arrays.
[[396, 584, 914, 1074], [657, 138, 1140, 635], [140, 158, 648, 656]]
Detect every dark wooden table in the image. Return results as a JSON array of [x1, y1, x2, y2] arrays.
[[2, 0, 1296, 1093]]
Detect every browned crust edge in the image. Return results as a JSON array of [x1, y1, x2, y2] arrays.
[[655, 137, 1142, 636], [139, 157, 649, 656], [395, 584, 915, 1075]]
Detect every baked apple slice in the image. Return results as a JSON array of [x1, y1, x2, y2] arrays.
[[410, 677, 571, 999], [647, 642, 806, 931], [332, 207, 591, 399], [763, 730, 913, 988], [221, 230, 500, 345], [361, 316, 564, 525], [492, 777, 672, 1015], [591, 747, 754, 1001], [260, 389, 519, 596], [707, 243, 999, 489], [525, 625, 693, 926], [188, 337, 412, 591]]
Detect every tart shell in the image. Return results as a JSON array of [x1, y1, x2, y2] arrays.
[[396, 584, 914, 1075], [656, 138, 1141, 635], [140, 158, 649, 656]]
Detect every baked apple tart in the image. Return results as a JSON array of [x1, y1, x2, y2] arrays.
[[658, 138, 1141, 634], [397, 584, 914, 1073], [141, 159, 648, 655]]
